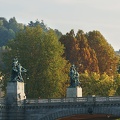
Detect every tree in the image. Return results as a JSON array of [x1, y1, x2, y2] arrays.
[[60, 29, 99, 73], [0, 20, 3, 26], [80, 71, 116, 96], [114, 74, 120, 95], [60, 29, 78, 64], [28, 20, 62, 38], [86, 31, 119, 76], [2, 26, 69, 98], [0, 26, 15, 46], [9, 17, 24, 32], [76, 30, 99, 73], [0, 17, 8, 28], [0, 17, 24, 47]]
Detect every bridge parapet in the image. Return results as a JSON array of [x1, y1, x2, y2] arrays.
[[0, 96, 120, 120], [24, 96, 120, 120], [25, 96, 120, 104]]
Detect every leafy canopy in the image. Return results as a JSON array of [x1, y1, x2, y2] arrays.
[[2, 26, 69, 98]]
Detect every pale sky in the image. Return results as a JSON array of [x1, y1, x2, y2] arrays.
[[0, 0, 120, 51]]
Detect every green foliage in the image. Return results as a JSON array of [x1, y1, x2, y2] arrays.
[[0, 26, 15, 46], [0, 17, 119, 98], [114, 74, 120, 95], [0, 20, 3, 26], [28, 20, 48, 32], [2, 26, 69, 98], [0, 17, 62, 47], [0, 17, 25, 46], [10, 18, 24, 32], [28, 20, 62, 38], [0, 17, 9, 28], [80, 71, 117, 96]]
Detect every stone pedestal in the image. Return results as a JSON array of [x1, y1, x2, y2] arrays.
[[6, 81, 26, 105], [66, 86, 82, 97]]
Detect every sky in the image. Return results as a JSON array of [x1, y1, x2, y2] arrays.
[[0, 0, 120, 51]]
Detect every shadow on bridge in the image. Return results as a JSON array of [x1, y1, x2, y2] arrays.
[[57, 114, 120, 120]]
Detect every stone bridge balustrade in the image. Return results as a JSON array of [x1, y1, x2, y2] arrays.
[[23, 96, 120, 120], [0, 96, 120, 120], [25, 96, 120, 104]]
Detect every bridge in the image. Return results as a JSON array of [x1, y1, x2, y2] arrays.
[[1, 61, 120, 120], [0, 96, 120, 120], [25, 96, 120, 120]]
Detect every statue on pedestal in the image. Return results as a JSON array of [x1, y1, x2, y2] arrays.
[[69, 64, 80, 87], [10, 58, 27, 82]]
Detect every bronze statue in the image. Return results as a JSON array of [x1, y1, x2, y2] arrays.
[[69, 64, 80, 87], [10, 58, 27, 82]]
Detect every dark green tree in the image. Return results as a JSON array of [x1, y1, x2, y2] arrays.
[[28, 20, 48, 32], [0, 17, 9, 28], [9, 17, 24, 32], [0, 17, 24, 47], [0, 26, 15, 46], [28, 20, 62, 38]]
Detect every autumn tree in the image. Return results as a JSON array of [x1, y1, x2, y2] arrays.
[[86, 30, 119, 76], [2, 26, 69, 98], [75, 30, 99, 73], [59, 29, 79, 64], [60, 29, 99, 73]]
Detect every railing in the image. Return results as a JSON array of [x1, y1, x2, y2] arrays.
[[25, 96, 120, 104], [0, 96, 120, 105]]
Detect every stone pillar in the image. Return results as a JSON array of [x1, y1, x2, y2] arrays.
[[6, 81, 26, 120], [6, 81, 26, 105], [66, 86, 82, 97]]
